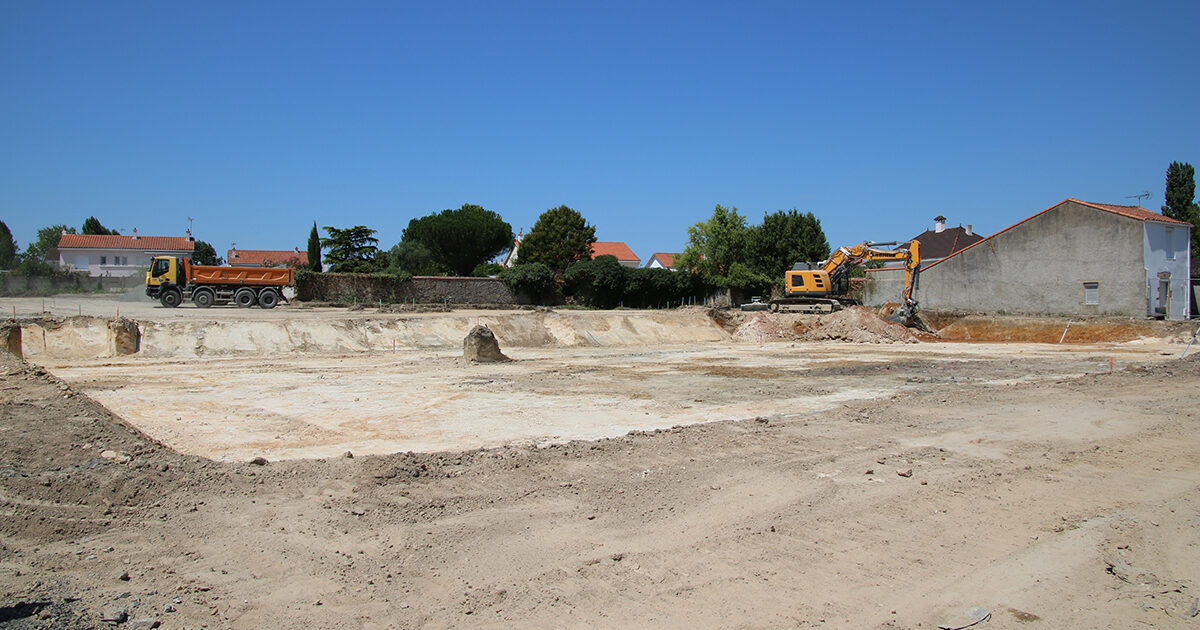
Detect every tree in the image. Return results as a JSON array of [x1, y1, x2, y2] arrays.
[[0, 220, 17, 269], [1162, 161, 1200, 258], [676, 204, 751, 276], [401, 204, 513, 276], [321, 225, 385, 273], [26, 225, 74, 261], [387, 241, 445, 275], [749, 209, 830, 281], [307, 222, 323, 272], [499, 262, 556, 303], [192, 240, 223, 266], [81, 216, 118, 235], [517, 205, 596, 273], [564, 255, 629, 308]]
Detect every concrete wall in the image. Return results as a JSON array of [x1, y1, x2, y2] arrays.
[[58, 249, 189, 277], [0, 271, 143, 296], [1143, 222, 1192, 319], [863, 201, 1152, 318]]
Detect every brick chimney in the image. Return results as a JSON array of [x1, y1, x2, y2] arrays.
[[934, 216, 946, 233]]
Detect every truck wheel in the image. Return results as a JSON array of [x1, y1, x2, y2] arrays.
[[160, 289, 182, 308], [193, 289, 215, 308], [257, 290, 280, 309], [234, 288, 257, 308]]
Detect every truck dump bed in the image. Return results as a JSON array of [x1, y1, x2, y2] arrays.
[[188, 264, 293, 287]]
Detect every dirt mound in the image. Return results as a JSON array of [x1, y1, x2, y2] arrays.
[[799, 306, 918, 344], [731, 313, 788, 342], [464, 324, 510, 362]]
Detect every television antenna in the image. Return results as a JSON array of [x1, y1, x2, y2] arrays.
[[1126, 191, 1151, 206]]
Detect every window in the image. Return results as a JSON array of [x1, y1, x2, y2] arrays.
[[99, 256, 107, 265], [1166, 228, 1175, 260], [1083, 282, 1099, 305]]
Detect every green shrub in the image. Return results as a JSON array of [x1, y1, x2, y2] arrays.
[[499, 263, 555, 302]]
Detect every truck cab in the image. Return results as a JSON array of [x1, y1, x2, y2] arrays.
[[145, 256, 184, 303]]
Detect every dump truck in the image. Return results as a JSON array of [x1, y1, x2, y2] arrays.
[[771, 240, 926, 329], [145, 256, 294, 309]]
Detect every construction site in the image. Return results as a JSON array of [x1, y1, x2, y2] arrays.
[[2, 293, 1199, 629]]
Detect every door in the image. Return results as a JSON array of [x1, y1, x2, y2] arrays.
[[1158, 279, 1170, 317]]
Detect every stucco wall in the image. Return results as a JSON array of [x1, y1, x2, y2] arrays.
[[863, 201, 1154, 318]]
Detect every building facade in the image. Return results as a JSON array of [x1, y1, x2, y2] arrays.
[[57, 231, 195, 277], [863, 199, 1193, 320]]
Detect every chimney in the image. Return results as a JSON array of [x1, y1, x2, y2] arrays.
[[934, 216, 946, 233], [965, 224, 973, 236], [132, 228, 139, 240], [61, 229, 67, 235]]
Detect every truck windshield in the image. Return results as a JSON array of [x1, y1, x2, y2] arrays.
[[150, 259, 171, 277]]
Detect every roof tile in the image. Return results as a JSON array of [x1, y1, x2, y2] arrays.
[[590, 241, 639, 262], [58, 234, 195, 251]]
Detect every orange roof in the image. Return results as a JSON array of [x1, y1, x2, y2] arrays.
[[589, 241, 639, 262], [647, 252, 677, 268], [228, 249, 309, 266], [58, 233, 195, 251], [924, 198, 1191, 272]]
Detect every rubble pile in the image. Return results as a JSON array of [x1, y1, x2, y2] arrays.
[[463, 324, 511, 362], [799, 306, 919, 344], [731, 313, 789, 342]]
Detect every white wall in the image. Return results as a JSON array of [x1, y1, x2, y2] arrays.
[[1142, 223, 1192, 319]]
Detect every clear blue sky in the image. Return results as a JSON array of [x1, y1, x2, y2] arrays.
[[3, 1, 1198, 264]]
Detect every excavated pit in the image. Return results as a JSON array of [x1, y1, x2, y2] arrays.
[[7, 304, 1193, 462]]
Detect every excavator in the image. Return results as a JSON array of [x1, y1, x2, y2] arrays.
[[770, 240, 928, 330]]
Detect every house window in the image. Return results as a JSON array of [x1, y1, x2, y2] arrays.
[[99, 256, 107, 265], [1166, 228, 1175, 260], [1083, 282, 1099, 305]]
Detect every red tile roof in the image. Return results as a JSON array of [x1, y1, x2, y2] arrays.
[[228, 249, 309, 266], [647, 252, 677, 268], [58, 233, 195, 251], [924, 198, 1191, 271], [1070, 198, 1190, 225], [589, 241, 639, 262]]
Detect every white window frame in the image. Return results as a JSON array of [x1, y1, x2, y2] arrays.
[[1083, 282, 1099, 305], [1166, 228, 1176, 260]]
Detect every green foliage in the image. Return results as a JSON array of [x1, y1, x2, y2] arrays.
[[26, 225, 74, 261], [1162, 161, 1200, 257], [321, 225, 385, 273], [498, 262, 556, 302], [388, 241, 446, 275], [307, 222, 323, 272], [564, 255, 628, 308], [472, 263, 503, 277], [676, 205, 751, 276], [401, 204, 513, 276], [191, 240, 223, 266], [0, 220, 16, 270], [81, 216, 118, 235], [517, 206, 596, 273], [713, 262, 775, 295], [749, 209, 830, 280]]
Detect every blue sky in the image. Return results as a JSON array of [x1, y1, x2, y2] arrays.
[[3, 1, 1198, 264]]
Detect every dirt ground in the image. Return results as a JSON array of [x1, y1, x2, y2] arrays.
[[2, 295, 1199, 629]]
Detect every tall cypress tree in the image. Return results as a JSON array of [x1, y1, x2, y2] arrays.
[[1162, 161, 1200, 259], [307, 222, 323, 272], [0, 220, 17, 269]]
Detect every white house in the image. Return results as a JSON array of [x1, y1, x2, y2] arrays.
[[57, 230, 195, 277], [645, 252, 679, 270]]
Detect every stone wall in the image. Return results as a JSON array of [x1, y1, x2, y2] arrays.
[[0, 271, 141, 296], [297, 273, 528, 305]]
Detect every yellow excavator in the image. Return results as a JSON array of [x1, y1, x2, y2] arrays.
[[770, 240, 926, 329]]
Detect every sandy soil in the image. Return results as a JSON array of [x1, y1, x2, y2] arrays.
[[2, 297, 1199, 629]]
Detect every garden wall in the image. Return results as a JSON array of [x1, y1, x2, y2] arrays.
[[0, 271, 141, 296], [296, 273, 532, 305]]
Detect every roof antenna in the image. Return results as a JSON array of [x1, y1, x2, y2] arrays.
[[187, 216, 195, 232], [1126, 191, 1151, 207]]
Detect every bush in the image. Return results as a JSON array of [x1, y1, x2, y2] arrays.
[[472, 263, 503, 277], [499, 263, 555, 303], [564, 255, 627, 308]]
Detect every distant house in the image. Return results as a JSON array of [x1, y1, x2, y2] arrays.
[[863, 198, 1193, 320], [228, 248, 309, 268], [500, 237, 640, 268], [907, 216, 985, 263], [645, 252, 679, 270], [590, 242, 640, 268], [57, 229, 195, 277]]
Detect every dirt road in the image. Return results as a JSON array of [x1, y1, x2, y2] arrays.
[[1, 302, 1198, 628]]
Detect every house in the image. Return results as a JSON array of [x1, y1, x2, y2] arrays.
[[907, 216, 985, 262], [228, 248, 309, 268], [57, 229, 195, 277], [645, 252, 679, 270], [500, 232, 522, 268], [590, 242, 640, 267], [863, 198, 1193, 320]]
